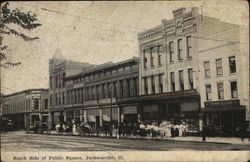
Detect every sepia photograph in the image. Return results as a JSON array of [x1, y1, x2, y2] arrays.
[[0, 0, 249, 161]]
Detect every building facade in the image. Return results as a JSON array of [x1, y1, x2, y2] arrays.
[[48, 54, 139, 130], [2, 89, 49, 129], [137, 7, 249, 136], [48, 49, 93, 128]]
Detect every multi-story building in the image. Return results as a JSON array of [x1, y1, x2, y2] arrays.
[[48, 49, 93, 128], [2, 89, 49, 129], [137, 7, 249, 136], [49, 51, 139, 129]]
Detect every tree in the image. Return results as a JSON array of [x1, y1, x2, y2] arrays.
[[0, 2, 41, 66]]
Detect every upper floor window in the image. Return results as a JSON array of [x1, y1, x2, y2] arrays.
[[150, 48, 154, 67], [205, 85, 212, 100], [179, 70, 184, 90], [216, 59, 223, 76], [143, 50, 147, 68], [229, 56, 236, 73], [187, 36, 192, 58], [170, 72, 175, 92], [230, 81, 238, 98], [144, 77, 148, 95], [188, 68, 193, 89], [169, 42, 174, 63], [177, 39, 183, 60], [217, 83, 224, 99], [204, 61, 211, 77], [151, 76, 155, 94], [159, 75, 163, 93], [34, 98, 39, 109], [158, 46, 162, 66]]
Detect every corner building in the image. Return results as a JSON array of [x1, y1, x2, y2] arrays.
[[138, 7, 249, 136], [2, 89, 49, 129]]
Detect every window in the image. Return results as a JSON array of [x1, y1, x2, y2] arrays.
[[170, 72, 175, 92], [229, 56, 236, 73], [204, 61, 211, 77], [179, 70, 184, 90], [50, 94, 52, 106], [187, 36, 192, 58], [120, 80, 124, 98], [231, 81, 238, 98], [169, 41, 174, 62], [151, 76, 155, 94], [96, 85, 99, 100], [126, 79, 130, 97], [92, 86, 95, 99], [62, 92, 65, 104], [188, 68, 193, 89], [158, 46, 162, 65], [50, 76, 53, 89], [150, 48, 154, 67], [144, 77, 148, 95], [107, 83, 111, 98], [217, 83, 224, 99], [113, 82, 117, 97], [205, 85, 212, 100], [178, 39, 183, 60], [44, 99, 48, 110], [216, 59, 223, 76], [134, 78, 138, 96], [159, 75, 163, 93], [143, 50, 147, 68], [34, 98, 39, 110]]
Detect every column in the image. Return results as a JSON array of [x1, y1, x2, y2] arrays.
[[84, 110, 87, 122], [141, 77, 145, 95], [99, 109, 103, 127], [48, 112, 53, 129], [148, 76, 152, 94], [155, 75, 160, 93], [63, 110, 67, 122], [39, 113, 42, 126]]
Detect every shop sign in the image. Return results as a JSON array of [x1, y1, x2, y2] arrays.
[[205, 100, 240, 108], [139, 89, 197, 99]]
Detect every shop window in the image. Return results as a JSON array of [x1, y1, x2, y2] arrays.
[[230, 81, 238, 98], [216, 59, 223, 76], [229, 56, 236, 73], [205, 85, 212, 100], [151, 76, 155, 94], [170, 72, 175, 92], [178, 39, 183, 61], [188, 68, 193, 89], [169, 41, 174, 63], [144, 77, 148, 95], [158, 46, 162, 66], [217, 83, 224, 99], [179, 70, 184, 90], [159, 75, 163, 93], [187, 36, 192, 58], [204, 61, 211, 77]]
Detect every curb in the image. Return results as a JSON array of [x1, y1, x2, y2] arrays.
[[26, 132, 250, 146]]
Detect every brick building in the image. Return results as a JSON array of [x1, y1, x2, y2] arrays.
[[137, 7, 249, 136], [2, 89, 49, 129]]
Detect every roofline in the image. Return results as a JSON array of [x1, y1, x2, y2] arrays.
[[3, 88, 49, 98], [137, 25, 162, 37], [65, 57, 139, 80]]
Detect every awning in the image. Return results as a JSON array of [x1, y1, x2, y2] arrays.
[[202, 106, 246, 112]]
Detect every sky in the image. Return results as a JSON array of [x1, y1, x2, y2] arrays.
[[1, 0, 249, 95]]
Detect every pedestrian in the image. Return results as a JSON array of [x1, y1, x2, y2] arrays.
[[239, 125, 246, 142], [202, 124, 206, 141]]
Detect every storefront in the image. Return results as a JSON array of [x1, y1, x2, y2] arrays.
[[202, 99, 246, 137], [138, 90, 200, 133]]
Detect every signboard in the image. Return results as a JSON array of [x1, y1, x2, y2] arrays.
[[139, 89, 197, 99], [204, 100, 240, 108]]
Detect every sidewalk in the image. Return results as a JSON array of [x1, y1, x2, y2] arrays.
[[44, 130, 250, 146]]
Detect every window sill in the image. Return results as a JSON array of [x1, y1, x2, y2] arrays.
[[216, 74, 223, 77], [170, 62, 174, 65], [187, 57, 192, 60], [205, 76, 211, 79], [229, 72, 237, 76], [178, 60, 183, 62]]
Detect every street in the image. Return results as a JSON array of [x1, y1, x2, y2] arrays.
[[1, 131, 249, 151]]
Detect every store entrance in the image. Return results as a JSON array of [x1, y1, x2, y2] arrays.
[[167, 103, 180, 124]]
